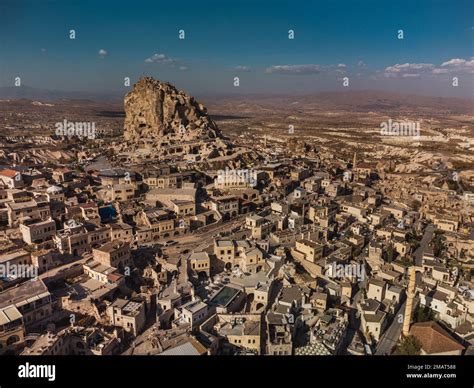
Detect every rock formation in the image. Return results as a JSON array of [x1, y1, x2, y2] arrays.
[[124, 77, 221, 141]]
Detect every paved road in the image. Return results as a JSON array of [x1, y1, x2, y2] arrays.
[[373, 225, 435, 355], [348, 289, 363, 330], [413, 224, 435, 284], [414, 224, 435, 266], [375, 300, 406, 355]]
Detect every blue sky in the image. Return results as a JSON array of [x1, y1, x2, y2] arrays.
[[0, 0, 473, 97]]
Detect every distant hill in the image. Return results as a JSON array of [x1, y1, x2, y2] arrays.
[[0, 87, 472, 115], [206, 90, 474, 115], [0, 85, 122, 102], [306, 90, 474, 115]]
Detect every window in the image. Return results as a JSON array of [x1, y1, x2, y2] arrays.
[[6, 335, 20, 346]]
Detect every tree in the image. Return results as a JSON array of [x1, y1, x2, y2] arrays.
[[394, 335, 422, 355], [433, 232, 446, 257], [446, 179, 459, 191], [414, 306, 435, 323], [411, 199, 422, 212], [462, 269, 471, 281], [407, 234, 420, 252], [386, 244, 394, 263]]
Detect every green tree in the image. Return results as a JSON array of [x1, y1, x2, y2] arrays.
[[411, 200, 422, 212], [433, 232, 446, 257], [395, 335, 422, 355], [386, 244, 394, 263], [414, 306, 435, 323], [446, 180, 459, 191]]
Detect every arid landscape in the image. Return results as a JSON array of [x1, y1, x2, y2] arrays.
[[0, 79, 473, 361], [0, 0, 473, 385], [1, 89, 473, 189]]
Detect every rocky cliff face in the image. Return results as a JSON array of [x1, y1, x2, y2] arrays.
[[123, 77, 221, 141]]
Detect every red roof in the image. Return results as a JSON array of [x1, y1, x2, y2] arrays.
[[0, 169, 19, 178], [410, 321, 464, 354], [107, 273, 123, 282]]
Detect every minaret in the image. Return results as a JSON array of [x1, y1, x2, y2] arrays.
[[402, 266, 417, 336], [353, 152, 357, 169], [173, 279, 177, 294]]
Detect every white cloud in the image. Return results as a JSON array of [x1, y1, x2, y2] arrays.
[[265, 64, 321, 75], [178, 65, 188, 71], [233, 65, 251, 72], [265, 64, 346, 75], [98, 49, 108, 58], [439, 57, 474, 73], [432, 68, 449, 74], [384, 63, 434, 74], [441, 58, 466, 66], [144, 53, 178, 65], [382, 58, 474, 78]]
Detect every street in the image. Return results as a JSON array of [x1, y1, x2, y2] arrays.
[[413, 224, 435, 284], [375, 300, 406, 355], [414, 224, 435, 266]]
